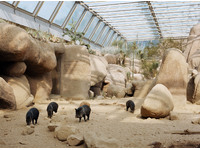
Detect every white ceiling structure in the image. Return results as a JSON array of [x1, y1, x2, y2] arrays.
[[0, 1, 200, 49]]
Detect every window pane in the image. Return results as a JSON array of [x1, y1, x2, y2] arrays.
[[77, 11, 93, 33], [84, 17, 99, 38], [53, 1, 75, 26], [98, 26, 109, 45], [104, 30, 114, 46], [37, 1, 59, 20], [66, 5, 85, 30], [18, 1, 38, 13], [91, 22, 105, 42]]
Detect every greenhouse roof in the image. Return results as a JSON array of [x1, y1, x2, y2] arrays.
[[0, 1, 199, 49]]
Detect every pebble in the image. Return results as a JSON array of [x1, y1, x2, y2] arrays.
[[48, 123, 58, 132], [21, 126, 34, 135], [3, 114, 12, 118]]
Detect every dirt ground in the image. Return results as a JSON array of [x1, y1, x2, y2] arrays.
[[1, 96, 200, 148]]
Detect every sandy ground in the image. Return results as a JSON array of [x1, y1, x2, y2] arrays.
[[1, 96, 200, 148]]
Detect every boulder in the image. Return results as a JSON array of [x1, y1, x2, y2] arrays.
[[48, 123, 58, 132], [184, 23, 200, 62], [1, 62, 26, 77], [26, 72, 52, 103], [124, 57, 131, 67], [133, 73, 145, 81], [105, 64, 126, 87], [133, 80, 155, 98], [21, 126, 34, 135], [0, 77, 16, 109], [133, 66, 140, 74], [60, 45, 91, 100], [106, 84, 126, 98], [0, 23, 65, 74], [67, 134, 84, 146], [104, 54, 117, 64], [188, 49, 200, 71], [155, 48, 188, 106], [141, 84, 174, 118], [90, 54, 108, 86], [125, 82, 135, 96], [115, 53, 125, 65], [0, 23, 30, 61], [3, 75, 33, 109], [84, 132, 120, 148], [54, 125, 79, 141], [103, 64, 126, 98]]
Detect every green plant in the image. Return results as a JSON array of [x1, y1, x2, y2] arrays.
[[62, 19, 85, 45], [126, 72, 131, 81], [112, 39, 124, 49]]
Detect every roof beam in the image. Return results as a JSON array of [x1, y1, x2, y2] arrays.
[[86, 1, 144, 7], [89, 20, 101, 40], [83, 15, 95, 34], [102, 29, 111, 45], [95, 24, 107, 43], [49, 1, 63, 24], [75, 9, 87, 31], [61, 2, 78, 29], [146, 1, 162, 38], [107, 32, 116, 47]]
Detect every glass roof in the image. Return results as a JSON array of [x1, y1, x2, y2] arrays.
[[84, 1, 200, 41], [53, 1, 75, 26], [37, 1, 59, 20], [1, 1, 200, 47], [17, 1, 38, 13]]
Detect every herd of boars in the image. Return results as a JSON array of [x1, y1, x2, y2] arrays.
[[25, 100, 135, 125]]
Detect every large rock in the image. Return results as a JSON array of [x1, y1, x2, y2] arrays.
[[133, 80, 155, 98], [67, 134, 84, 146], [1, 62, 27, 77], [60, 45, 91, 100], [141, 84, 174, 118], [26, 72, 52, 103], [3, 75, 33, 109], [188, 49, 200, 71], [105, 64, 126, 87], [115, 53, 125, 65], [104, 54, 117, 64], [54, 125, 79, 141], [84, 132, 120, 148], [184, 23, 200, 63], [155, 48, 188, 106], [21, 126, 35, 135], [106, 84, 126, 98], [0, 23, 65, 74], [90, 54, 108, 86], [0, 77, 16, 109], [124, 57, 131, 67], [125, 82, 135, 96], [133, 73, 145, 81], [103, 64, 126, 98]]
